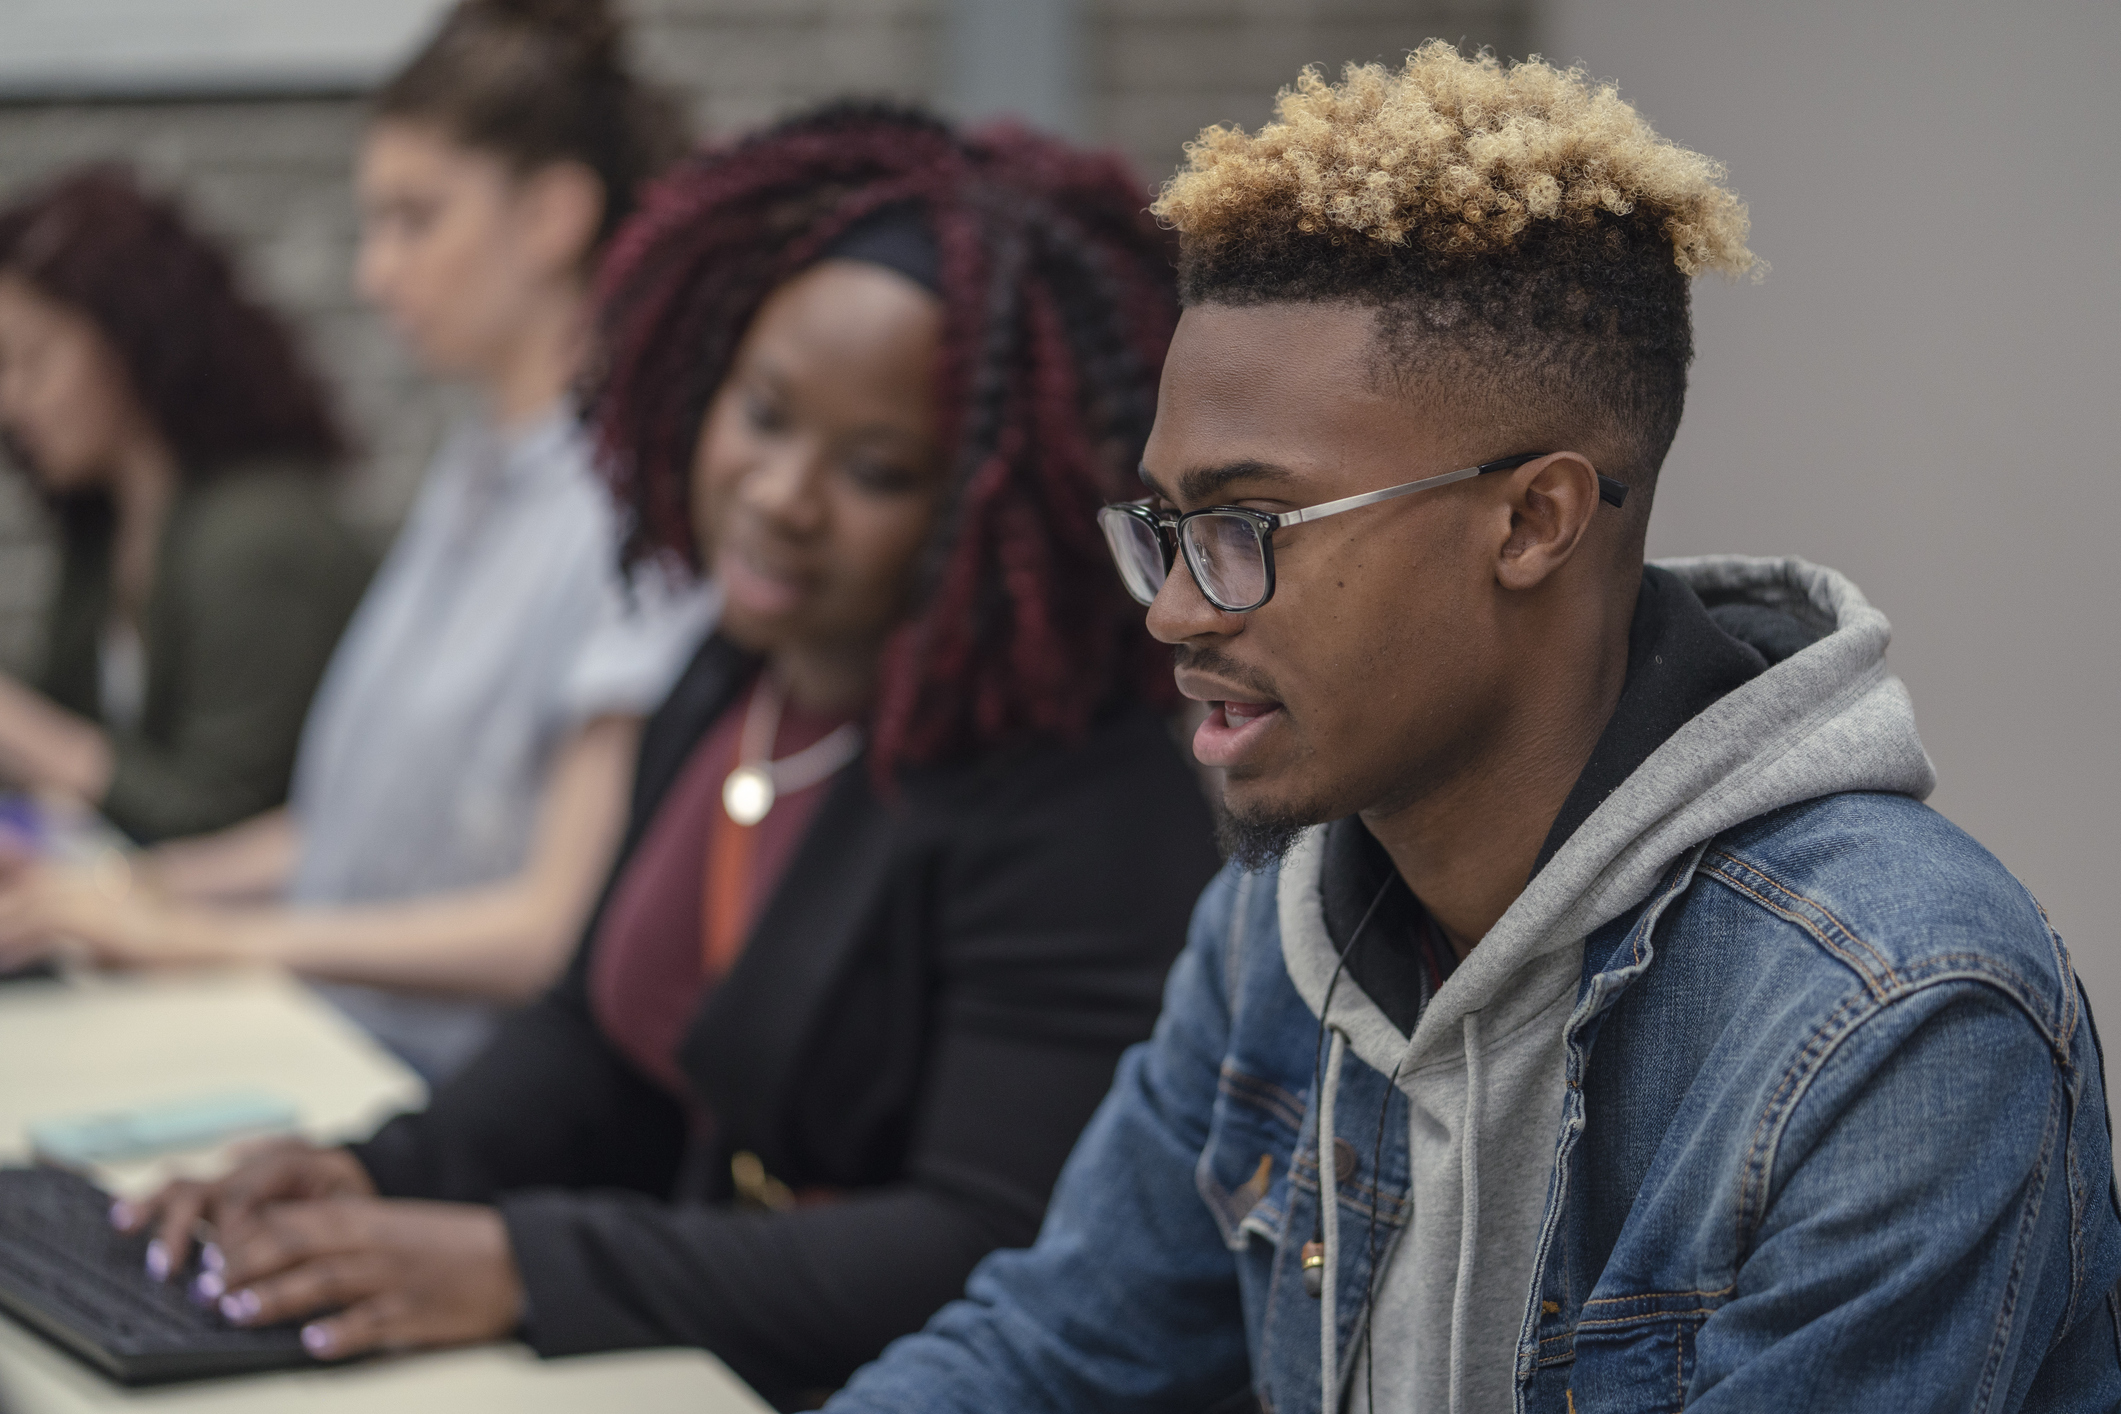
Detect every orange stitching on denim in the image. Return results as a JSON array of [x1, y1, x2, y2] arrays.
[[1898, 955, 2061, 1046], [1897, 952, 2035, 984], [1705, 854, 1891, 998], [1730, 951, 2075, 1264], [1218, 1063, 1307, 1131], [1737, 990, 1871, 1246], [1288, 1149, 1410, 1224], [1572, 1308, 1720, 1331], [1711, 849, 1898, 984], [1620, 849, 1699, 976], [1853, 952, 2061, 1052], [2062, 1109, 2088, 1335], [1290, 1147, 1402, 1205], [2032, 896, 2079, 1056], [1580, 1284, 1734, 1309], [1975, 1069, 2064, 1412], [1747, 866, 1896, 986], [1219, 1062, 1306, 1118], [1707, 866, 1879, 994], [1802, 947, 2059, 1053], [1709, 848, 2071, 1054]]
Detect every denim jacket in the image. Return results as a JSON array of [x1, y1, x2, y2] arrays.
[[832, 560, 2121, 1413]]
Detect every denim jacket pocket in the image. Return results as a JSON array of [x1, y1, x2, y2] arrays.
[[1197, 1059, 1307, 1250], [1563, 1287, 1729, 1413]]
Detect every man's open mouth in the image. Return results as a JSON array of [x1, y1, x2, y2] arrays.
[[1192, 698, 1284, 768]]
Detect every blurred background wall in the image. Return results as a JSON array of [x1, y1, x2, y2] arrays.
[[0, 0, 1529, 664], [1542, 0, 2121, 1093], [0, 0, 2113, 1078]]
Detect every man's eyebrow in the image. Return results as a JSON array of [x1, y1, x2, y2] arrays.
[[1136, 460, 1294, 505]]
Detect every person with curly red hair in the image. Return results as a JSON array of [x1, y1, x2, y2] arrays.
[[115, 104, 1220, 1407], [0, 165, 371, 842], [0, 0, 714, 1082]]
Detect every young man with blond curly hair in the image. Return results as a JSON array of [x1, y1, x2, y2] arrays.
[[827, 44, 2121, 1413]]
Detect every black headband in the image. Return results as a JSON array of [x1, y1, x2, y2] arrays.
[[819, 202, 940, 296]]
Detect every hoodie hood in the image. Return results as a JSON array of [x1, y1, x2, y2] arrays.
[[1282, 552, 1935, 1078], [1275, 555, 1935, 1414]]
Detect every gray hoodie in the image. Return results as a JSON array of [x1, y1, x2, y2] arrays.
[[1275, 555, 1938, 1413]]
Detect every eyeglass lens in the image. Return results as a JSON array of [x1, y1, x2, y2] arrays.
[[1098, 508, 1168, 606], [1182, 513, 1269, 611]]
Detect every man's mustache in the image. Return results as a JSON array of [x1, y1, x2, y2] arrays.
[[1171, 643, 1283, 703]]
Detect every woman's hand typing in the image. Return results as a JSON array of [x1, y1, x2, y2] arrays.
[[114, 1140, 521, 1359], [189, 1197, 523, 1360], [113, 1138, 375, 1280]]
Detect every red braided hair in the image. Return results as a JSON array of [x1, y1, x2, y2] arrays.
[[594, 103, 1178, 777]]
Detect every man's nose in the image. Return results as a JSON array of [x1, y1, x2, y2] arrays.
[[1144, 552, 1244, 645]]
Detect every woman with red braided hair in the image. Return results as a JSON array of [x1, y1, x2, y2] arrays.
[[117, 104, 1219, 1407]]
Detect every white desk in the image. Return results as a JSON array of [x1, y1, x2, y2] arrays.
[[0, 969, 771, 1414], [0, 970, 425, 1195]]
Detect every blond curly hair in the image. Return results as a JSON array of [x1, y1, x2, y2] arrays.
[[1150, 44, 1756, 489], [1154, 41, 1755, 279]]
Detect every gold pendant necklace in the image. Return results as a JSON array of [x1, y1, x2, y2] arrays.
[[721, 672, 864, 826], [720, 762, 777, 828]]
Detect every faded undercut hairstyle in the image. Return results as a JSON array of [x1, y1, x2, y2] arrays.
[[1152, 41, 1758, 500]]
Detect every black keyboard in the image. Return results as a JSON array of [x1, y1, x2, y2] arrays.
[[0, 1165, 309, 1384]]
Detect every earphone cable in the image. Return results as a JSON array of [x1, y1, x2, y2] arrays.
[[1305, 872, 1394, 1350]]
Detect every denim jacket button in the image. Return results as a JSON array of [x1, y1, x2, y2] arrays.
[[1332, 1137, 1359, 1180]]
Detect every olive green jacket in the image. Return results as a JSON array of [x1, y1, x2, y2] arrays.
[[36, 464, 373, 843]]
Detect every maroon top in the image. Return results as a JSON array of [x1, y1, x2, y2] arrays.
[[588, 674, 854, 1098]]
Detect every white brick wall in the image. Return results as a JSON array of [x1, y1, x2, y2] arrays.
[[0, 0, 1529, 672]]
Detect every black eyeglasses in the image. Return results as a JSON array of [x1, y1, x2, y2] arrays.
[[1097, 452, 1629, 614]]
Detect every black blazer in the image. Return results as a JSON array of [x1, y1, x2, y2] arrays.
[[352, 636, 1220, 1407]]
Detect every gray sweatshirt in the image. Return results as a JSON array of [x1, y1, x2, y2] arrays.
[[1276, 555, 1938, 1413]]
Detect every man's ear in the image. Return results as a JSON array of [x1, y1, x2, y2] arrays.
[[1494, 452, 1602, 592], [516, 160, 605, 280]]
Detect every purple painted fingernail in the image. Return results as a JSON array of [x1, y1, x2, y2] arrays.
[[144, 1240, 170, 1282], [219, 1289, 261, 1324], [193, 1269, 225, 1301], [200, 1243, 224, 1273], [300, 1324, 332, 1356], [109, 1200, 132, 1229]]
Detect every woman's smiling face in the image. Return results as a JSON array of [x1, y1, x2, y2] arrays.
[[691, 258, 947, 689]]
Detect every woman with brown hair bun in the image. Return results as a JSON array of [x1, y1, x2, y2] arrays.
[[0, 0, 711, 1081], [114, 104, 1219, 1408], [0, 165, 371, 843]]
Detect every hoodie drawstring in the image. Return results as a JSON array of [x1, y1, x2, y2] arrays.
[[1448, 1011, 1485, 1414], [1319, 1027, 1348, 1414]]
